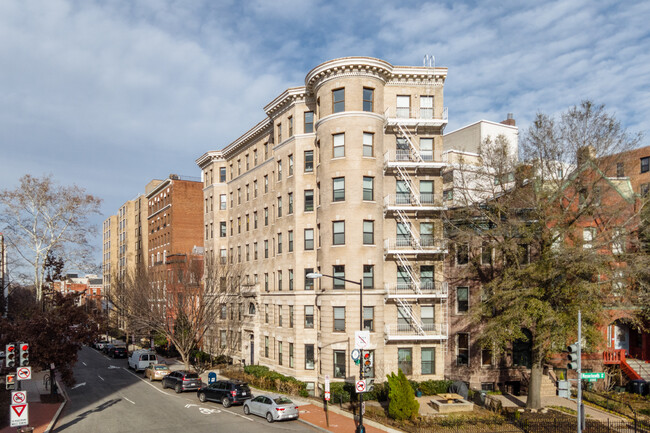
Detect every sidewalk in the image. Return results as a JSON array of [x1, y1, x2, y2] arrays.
[[490, 394, 629, 422], [1, 369, 66, 433]]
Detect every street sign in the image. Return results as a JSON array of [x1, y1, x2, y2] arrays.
[[10, 403, 28, 427], [355, 331, 370, 349], [356, 380, 367, 393], [351, 348, 361, 361], [11, 391, 27, 405], [324, 391, 330, 401], [581, 372, 605, 380], [16, 366, 31, 381], [324, 375, 330, 393]]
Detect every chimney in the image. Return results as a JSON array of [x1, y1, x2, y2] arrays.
[[501, 113, 516, 126]]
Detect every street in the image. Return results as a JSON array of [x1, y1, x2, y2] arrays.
[[54, 347, 318, 433]]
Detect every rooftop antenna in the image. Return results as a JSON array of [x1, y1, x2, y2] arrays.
[[423, 54, 435, 69]]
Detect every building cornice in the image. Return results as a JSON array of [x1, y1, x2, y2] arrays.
[[314, 111, 386, 130], [196, 151, 225, 169], [222, 118, 273, 158], [264, 86, 308, 118]]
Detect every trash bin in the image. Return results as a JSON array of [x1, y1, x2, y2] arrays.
[[626, 380, 647, 395]]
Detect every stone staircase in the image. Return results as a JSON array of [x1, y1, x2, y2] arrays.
[[540, 374, 557, 397], [626, 358, 650, 381]]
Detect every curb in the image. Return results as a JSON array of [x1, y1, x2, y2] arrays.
[[297, 418, 333, 433], [44, 377, 68, 433]]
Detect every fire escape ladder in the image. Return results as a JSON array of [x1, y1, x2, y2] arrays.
[[396, 253, 421, 293], [396, 122, 423, 163], [396, 209, 422, 251], [396, 298, 425, 335], [395, 166, 421, 207]]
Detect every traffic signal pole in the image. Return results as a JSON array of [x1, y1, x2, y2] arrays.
[[358, 278, 364, 433], [577, 310, 583, 433]]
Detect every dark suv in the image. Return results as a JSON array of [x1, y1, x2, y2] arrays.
[[197, 380, 252, 407], [162, 370, 202, 393], [110, 347, 127, 358]]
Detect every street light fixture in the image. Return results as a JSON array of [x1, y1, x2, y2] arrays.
[[307, 272, 366, 433]]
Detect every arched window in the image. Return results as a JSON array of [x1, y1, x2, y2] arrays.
[[512, 329, 533, 368], [249, 303, 256, 315]]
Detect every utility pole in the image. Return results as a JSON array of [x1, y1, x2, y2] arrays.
[[577, 310, 583, 433], [358, 278, 364, 433]]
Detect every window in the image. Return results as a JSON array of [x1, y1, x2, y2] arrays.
[[642, 157, 650, 174], [278, 341, 283, 365], [219, 167, 226, 182], [612, 228, 625, 255], [329, 265, 344, 289], [277, 160, 282, 181], [333, 221, 345, 245], [288, 231, 294, 252], [363, 306, 374, 331], [277, 123, 282, 143], [456, 287, 469, 313], [617, 162, 625, 177], [332, 88, 345, 113], [333, 306, 345, 331], [254, 242, 258, 260], [363, 177, 374, 201], [264, 175, 268, 193], [420, 138, 433, 161], [396, 95, 410, 118], [421, 348, 435, 375], [518, 244, 530, 265], [254, 211, 258, 229], [304, 190, 314, 211], [304, 111, 314, 133], [398, 348, 413, 375], [363, 220, 374, 245], [420, 95, 433, 119], [220, 248, 227, 264], [220, 222, 226, 237], [277, 197, 282, 217], [278, 305, 283, 325], [397, 266, 412, 290], [481, 242, 492, 265], [278, 271, 283, 291], [305, 268, 315, 290], [220, 194, 226, 210], [397, 222, 411, 246], [305, 344, 315, 370], [420, 180, 434, 204], [421, 305, 435, 330], [333, 133, 345, 158], [481, 348, 493, 367], [456, 243, 469, 265], [304, 150, 314, 172], [583, 227, 596, 249], [220, 305, 227, 320], [264, 207, 269, 225], [305, 305, 314, 328], [641, 183, 650, 197], [288, 154, 294, 176], [363, 264, 374, 290], [304, 228, 314, 250], [265, 273, 269, 291], [254, 149, 258, 166], [289, 343, 294, 367], [265, 336, 269, 357], [333, 350, 346, 377], [264, 240, 269, 258], [288, 116, 293, 137], [363, 88, 374, 112], [457, 333, 469, 366], [363, 132, 374, 157], [333, 177, 345, 201], [289, 269, 294, 290], [420, 222, 434, 246]]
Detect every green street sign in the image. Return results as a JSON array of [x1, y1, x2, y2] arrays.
[[581, 372, 605, 380]]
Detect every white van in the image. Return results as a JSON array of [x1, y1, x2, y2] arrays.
[[128, 350, 158, 372]]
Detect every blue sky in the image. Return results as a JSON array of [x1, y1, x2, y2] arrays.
[[1, 0, 649, 271]]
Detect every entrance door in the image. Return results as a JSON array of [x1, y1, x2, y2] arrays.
[[250, 334, 255, 365], [614, 324, 630, 354]]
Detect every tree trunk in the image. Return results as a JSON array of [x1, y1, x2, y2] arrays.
[[526, 362, 543, 409]]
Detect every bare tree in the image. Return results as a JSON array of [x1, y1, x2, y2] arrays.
[[0, 174, 101, 301], [111, 253, 247, 370], [447, 101, 642, 409]]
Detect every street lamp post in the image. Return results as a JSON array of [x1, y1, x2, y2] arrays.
[[307, 272, 365, 433]]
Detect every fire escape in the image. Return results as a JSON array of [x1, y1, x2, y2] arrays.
[[382, 90, 449, 353]]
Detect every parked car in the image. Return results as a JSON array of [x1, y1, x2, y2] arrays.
[[128, 350, 158, 372], [110, 346, 127, 358], [144, 364, 171, 381], [103, 344, 115, 355], [197, 380, 252, 407], [243, 394, 299, 422], [162, 370, 202, 393], [94, 340, 108, 350]]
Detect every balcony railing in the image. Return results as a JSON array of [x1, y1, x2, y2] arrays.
[[384, 151, 445, 169], [384, 194, 445, 209], [385, 107, 448, 126], [385, 281, 448, 298], [384, 237, 447, 254], [384, 323, 447, 340]]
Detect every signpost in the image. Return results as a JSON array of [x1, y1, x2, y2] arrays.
[[324, 374, 331, 427], [581, 372, 605, 382], [10, 403, 28, 427], [16, 366, 32, 381], [355, 331, 370, 350], [11, 391, 27, 405], [356, 380, 367, 393]]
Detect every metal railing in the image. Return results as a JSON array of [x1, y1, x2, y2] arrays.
[[384, 238, 446, 252], [384, 323, 446, 338], [385, 281, 448, 297], [384, 194, 443, 207]]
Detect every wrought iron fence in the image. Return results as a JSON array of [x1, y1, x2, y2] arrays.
[[414, 419, 650, 433]]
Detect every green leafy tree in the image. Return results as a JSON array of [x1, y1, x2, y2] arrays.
[[448, 101, 642, 409], [387, 369, 419, 420]]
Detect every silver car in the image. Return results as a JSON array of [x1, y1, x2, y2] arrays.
[[243, 394, 299, 423]]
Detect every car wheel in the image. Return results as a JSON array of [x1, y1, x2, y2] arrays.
[[266, 412, 274, 423], [243, 405, 250, 415], [149, 374, 153, 382], [175, 384, 182, 394], [161, 380, 167, 389], [222, 397, 231, 408], [199, 392, 207, 403]]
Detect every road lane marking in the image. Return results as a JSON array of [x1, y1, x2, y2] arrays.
[[123, 397, 135, 405], [98, 375, 105, 381], [82, 362, 87, 366], [122, 368, 169, 395], [71, 382, 86, 390], [222, 408, 254, 421]]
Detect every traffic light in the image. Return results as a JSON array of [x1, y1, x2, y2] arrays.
[[5, 373, 15, 390], [5, 343, 16, 368], [567, 343, 579, 370], [19, 343, 29, 366], [363, 351, 373, 373]]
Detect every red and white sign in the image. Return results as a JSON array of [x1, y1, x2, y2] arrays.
[[16, 367, 31, 380], [11, 391, 26, 404], [324, 374, 330, 393], [355, 380, 367, 393], [324, 391, 331, 401], [10, 403, 28, 427]]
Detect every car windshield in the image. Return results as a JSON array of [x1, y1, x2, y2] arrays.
[[154, 366, 169, 370], [274, 397, 293, 405]]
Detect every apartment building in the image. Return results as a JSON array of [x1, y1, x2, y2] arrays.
[[102, 215, 118, 296], [197, 57, 448, 395]]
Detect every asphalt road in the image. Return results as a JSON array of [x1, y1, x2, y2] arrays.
[[54, 347, 318, 433]]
